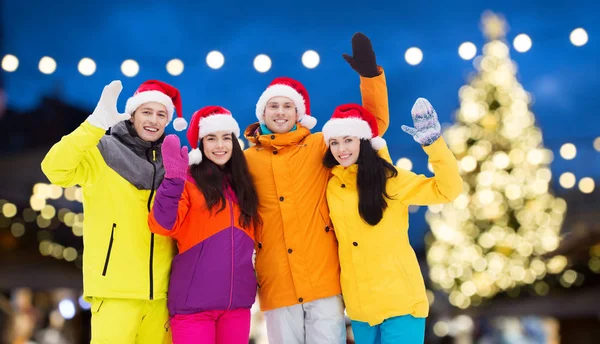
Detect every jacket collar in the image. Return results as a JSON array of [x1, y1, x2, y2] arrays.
[[111, 121, 164, 156], [97, 121, 165, 190], [244, 122, 311, 149], [331, 164, 359, 183]]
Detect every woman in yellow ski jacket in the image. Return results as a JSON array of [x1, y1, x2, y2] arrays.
[[321, 99, 462, 343]]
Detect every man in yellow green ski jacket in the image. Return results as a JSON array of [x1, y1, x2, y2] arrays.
[[41, 80, 187, 343]]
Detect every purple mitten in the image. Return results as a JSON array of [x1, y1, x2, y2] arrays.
[[162, 135, 189, 180]]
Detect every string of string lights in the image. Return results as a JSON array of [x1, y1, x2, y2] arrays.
[[1, 27, 590, 75]]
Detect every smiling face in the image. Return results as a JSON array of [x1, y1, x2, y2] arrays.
[[329, 136, 361, 167], [202, 131, 234, 166], [263, 96, 298, 133], [130, 102, 169, 142]]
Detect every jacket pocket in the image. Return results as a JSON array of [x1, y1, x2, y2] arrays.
[[254, 226, 262, 286], [318, 200, 333, 232], [255, 252, 263, 289], [255, 226, 263, 251], [102, 223, 116, 276], [319, 200, 333, 227], [395, 257, 420, 305], [90, 298, 104, 314]]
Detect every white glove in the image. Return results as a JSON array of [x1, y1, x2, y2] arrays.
[[86, 80, 131, 130]]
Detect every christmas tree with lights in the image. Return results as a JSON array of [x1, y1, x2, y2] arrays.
[[425, 12, 570, 309]]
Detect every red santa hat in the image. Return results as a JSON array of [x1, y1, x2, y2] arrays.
[[321, 103, 386, 150], [125, 80, 187, 131], [255, 77, 317, 130], [186, 105, 241, 165]]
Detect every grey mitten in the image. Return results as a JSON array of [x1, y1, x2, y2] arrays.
[[401, 98, 441, 146]]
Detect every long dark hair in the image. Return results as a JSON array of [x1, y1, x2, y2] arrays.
[[190, 135, 262, 230], [323, 139, 397, 226]]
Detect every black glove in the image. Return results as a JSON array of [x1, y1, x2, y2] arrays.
[[342, 32, 380, 78]]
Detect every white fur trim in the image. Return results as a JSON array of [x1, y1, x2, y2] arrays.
[[255, 84, 306, 124], [298, 114, 317, 130], [322, 117, 374, 145], [172, 117, 188, 131], [371, 136, 387, 150], [125, 90, 175, 122], [199, 114, 241, 138], [188, 148, 203, 165]]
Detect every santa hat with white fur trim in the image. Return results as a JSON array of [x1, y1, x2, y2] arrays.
[[125, 80, 187, 131], [321, 103, 386, 150], [255, 77, 317, 130], [186, 105, 241, 165]]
